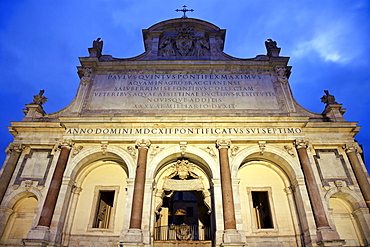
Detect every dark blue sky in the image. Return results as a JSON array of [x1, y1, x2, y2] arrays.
[[1, 0, 370, 167]]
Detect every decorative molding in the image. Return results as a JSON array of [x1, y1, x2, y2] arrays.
[[342, 143, 362, 154], [284, 145, 295, 156], [135, 139, 151, 149], [14, 149, 54, 186], [230, 146, 240, 157], [150, 145, 164, 157], [179, 142, 187, 156], [258, 141, 266, 155], [313, 149, 353, 187], [202, 146, 217, 158], [71, 145, 83, 158], [101, 141, 108, 155], [127, 146, 137, 157], [5, 143, 25, 154]]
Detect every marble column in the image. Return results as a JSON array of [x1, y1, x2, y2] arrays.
[[343, 143, 370, 208], [129, 139, 150, 229], [216, 140, 237, 230], [216, 140, 244, 246], [121, 139, 150, 245], [23, 140, 73, 246], [0, 143, 24, 203], [294, 139, 343, 246]]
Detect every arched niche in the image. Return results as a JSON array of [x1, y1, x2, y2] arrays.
[[328, 192, 369, 246], [237, 159, 300, 244], [63, 151, 130, 246], [0, 193, 38, 245]]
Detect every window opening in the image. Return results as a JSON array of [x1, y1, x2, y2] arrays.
[[93, 190, 115, 228], [252, 191, 273, 229]]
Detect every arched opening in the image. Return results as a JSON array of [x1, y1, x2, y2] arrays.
[[64, 157, 128, 246], [0, 195, 38, 246], [329, 197, 366, 246], [237, 160, 300, 245], [153, 158, 213, 245]]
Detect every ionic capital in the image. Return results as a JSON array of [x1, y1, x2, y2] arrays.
[[135, 139, 151, 149], [5, 143, 25, 154], [216, 139, 231, 149], [343, 143, 362, 154], [59, 139, 74, 150], [294, 138, 309, 149]]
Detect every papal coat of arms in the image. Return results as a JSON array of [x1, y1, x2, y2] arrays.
[[175, 24, 194, 56], [159, 24, 211, 57]]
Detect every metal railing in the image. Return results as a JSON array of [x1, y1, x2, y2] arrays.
[[154, 224, 211, 241]]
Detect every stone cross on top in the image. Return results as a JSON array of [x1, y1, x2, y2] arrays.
[[176, 5, 194, 18]]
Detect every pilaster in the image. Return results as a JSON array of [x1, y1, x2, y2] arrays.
[[23, 139, 73, 246], [294, 139, 344, 246]]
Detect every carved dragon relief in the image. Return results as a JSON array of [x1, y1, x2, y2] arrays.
[[158, 24, 210, 57]]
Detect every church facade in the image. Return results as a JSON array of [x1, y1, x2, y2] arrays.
[[0, 17, 369, 247]]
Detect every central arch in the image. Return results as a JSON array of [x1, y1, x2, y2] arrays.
[[151, 150, 215, 246]]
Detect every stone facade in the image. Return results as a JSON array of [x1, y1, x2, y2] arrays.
[[0, 17, 369, 247]]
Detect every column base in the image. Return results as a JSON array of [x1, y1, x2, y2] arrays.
[[317, 227, 345, 247], [22, 226, 50, 246], [221, 229, 245, 246], [120, 228, 144, 246]]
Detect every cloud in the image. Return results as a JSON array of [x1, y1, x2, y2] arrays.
[[293, 32, 346, 63], [291, 3, 369, 65]]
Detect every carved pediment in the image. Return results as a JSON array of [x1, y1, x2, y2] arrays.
[[142, 18, 226, 60]]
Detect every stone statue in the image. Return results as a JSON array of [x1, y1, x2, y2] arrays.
[[321, 90, 338, 105], [159, 36, 176, 56], [215, 37, 224, 51], [265, 38, 278, 49], [31, 90, 47, 105], [92, 38, 103, 51], [191, 37, 209, 56]]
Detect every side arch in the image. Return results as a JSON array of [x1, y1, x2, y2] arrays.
[[65, 145, 135, 179], [231, 145, 304, 182], [0, 191, 39, 246]]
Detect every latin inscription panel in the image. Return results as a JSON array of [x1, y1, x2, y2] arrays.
[[87, 73, 279, 111]]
